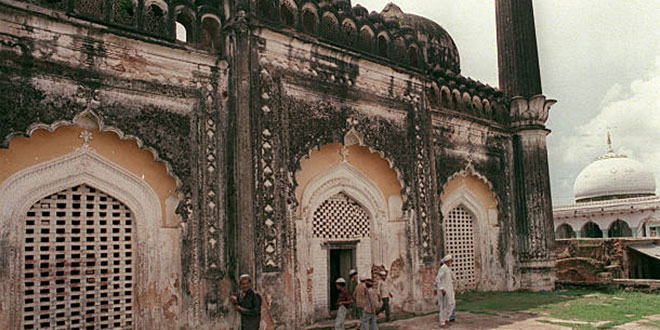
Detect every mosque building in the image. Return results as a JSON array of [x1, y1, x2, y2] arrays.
[[554, 135, 660, 239], [0, 0, 556, 328]]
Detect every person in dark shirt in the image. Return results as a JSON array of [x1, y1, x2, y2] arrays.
[[347, 269, 359, 319], [231, 274, 262, 330], [334, 278, 353, 330]]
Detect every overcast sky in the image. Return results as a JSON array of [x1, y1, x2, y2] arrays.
[[355, 0, 660, 206]]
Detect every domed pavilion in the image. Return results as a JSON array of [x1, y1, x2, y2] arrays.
[[554, 134, 660, 239]]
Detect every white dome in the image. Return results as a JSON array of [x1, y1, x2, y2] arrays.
[[574, 152, 656, 202]]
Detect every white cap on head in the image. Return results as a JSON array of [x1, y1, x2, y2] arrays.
[[349, 269, 358, 276], [441, 254, 453, 263], [336, 277, 346, 284], [360, 273, 371, 282], [239, 274, 252, 282], [379, 270, 387, 276]]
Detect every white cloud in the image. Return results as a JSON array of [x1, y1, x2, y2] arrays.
[[560, 55, 660, 195]]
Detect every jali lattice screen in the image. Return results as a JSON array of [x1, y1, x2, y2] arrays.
[[312, 193, 370, 239], [22, 184, 134, 329]]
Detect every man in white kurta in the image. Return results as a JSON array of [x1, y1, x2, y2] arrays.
[[435, 255, 455, 326]]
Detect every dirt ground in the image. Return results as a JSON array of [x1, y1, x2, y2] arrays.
[[383, 311, 569, 330], [309, 311, 660, 329]]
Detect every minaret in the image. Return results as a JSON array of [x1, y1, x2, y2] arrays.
[[495, 0, 542, 98], [495, 0, 556, 290]]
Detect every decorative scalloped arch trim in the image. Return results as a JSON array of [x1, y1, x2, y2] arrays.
[[440, 183, 486, 224], [440, 162, 499, 210], [301, 162, 387, 222], [295, 132, 406, 205], [0, 146, 162, 230], [0, 146, 176, 329], [3, 111, 182, 191]]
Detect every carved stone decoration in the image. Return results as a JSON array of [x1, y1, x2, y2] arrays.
[[258, 63, 282, 271], [510, 94, 556, 263], [201, 81, 224, 278], [393, 90, 436, 261], [0, 145, 180, 330], [510, 94, 556, 128]]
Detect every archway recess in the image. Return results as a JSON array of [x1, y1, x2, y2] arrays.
[[0, 125, 182, 329], [294, 140, 404, 320], [440, 167, 502, 292]]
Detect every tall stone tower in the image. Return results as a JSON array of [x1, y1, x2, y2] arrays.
[[496, 0, 556, 290]]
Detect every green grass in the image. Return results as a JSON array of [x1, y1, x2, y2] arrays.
[[456, 289, 660, 329], [543, 291, 660, 329], [456, 289, 592, 313]]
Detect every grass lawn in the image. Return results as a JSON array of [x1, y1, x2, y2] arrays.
[[456, 289, 660, 329]]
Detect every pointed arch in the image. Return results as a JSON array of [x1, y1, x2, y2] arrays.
[[0, 146, 180, 329], [608, 219, 632, 237], [440, 183, 486, 223], [582, 221, 603, 238], [301, 162, 387, 222], [556, 223, 576, 239]]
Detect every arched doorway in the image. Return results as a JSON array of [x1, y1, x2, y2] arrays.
[[22, 184, 135, 329], [556, 223, 576, 239], [582, 222, 603, 238], [312, 192, 370, 311], [608, 220, 632, 237], [295, 139, 403, 320]]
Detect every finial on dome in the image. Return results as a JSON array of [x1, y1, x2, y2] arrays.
[[607, 129, 613, 153]]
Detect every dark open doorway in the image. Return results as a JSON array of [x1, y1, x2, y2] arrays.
[[328, 247, 355, 312]]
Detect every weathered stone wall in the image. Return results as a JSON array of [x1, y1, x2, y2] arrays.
[[0, 2, 230, 328], [0, 0, 557, 328], [555, 238, 660, 282]]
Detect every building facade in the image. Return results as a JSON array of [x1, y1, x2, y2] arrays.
[[0, 0, 555, 329], [554, 139, 659, 239]]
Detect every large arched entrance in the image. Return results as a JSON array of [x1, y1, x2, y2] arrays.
[[295, 141, 403, 320], [0, 125, 182, 329]]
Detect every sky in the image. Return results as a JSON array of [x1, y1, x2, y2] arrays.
[[355, 0, 660, 206]]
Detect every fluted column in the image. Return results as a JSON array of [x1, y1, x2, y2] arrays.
[[496, 0, 542, 98], [496, 0, 556, 290]]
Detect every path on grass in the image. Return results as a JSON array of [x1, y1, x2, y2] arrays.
[[380, 311, 660, 329], [385, 311, 569, 330]]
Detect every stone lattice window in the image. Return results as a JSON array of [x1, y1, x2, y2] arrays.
[[312, 193, 370, 239], [22, 184, 134, 329], [444, 206, 476, 291]]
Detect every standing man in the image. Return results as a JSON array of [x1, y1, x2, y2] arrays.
[[376, 270, 392, 321], [353, 274, 368, 330], [230, 274, 262, 330], [347, 269, 359, 319], [334, 278, 353, 330], [356, 274, 381, 330], [434, 255, 455, 327]]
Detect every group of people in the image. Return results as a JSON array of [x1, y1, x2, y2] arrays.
[[231, 254, 456, 330], [334, 269, 393, 330]]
